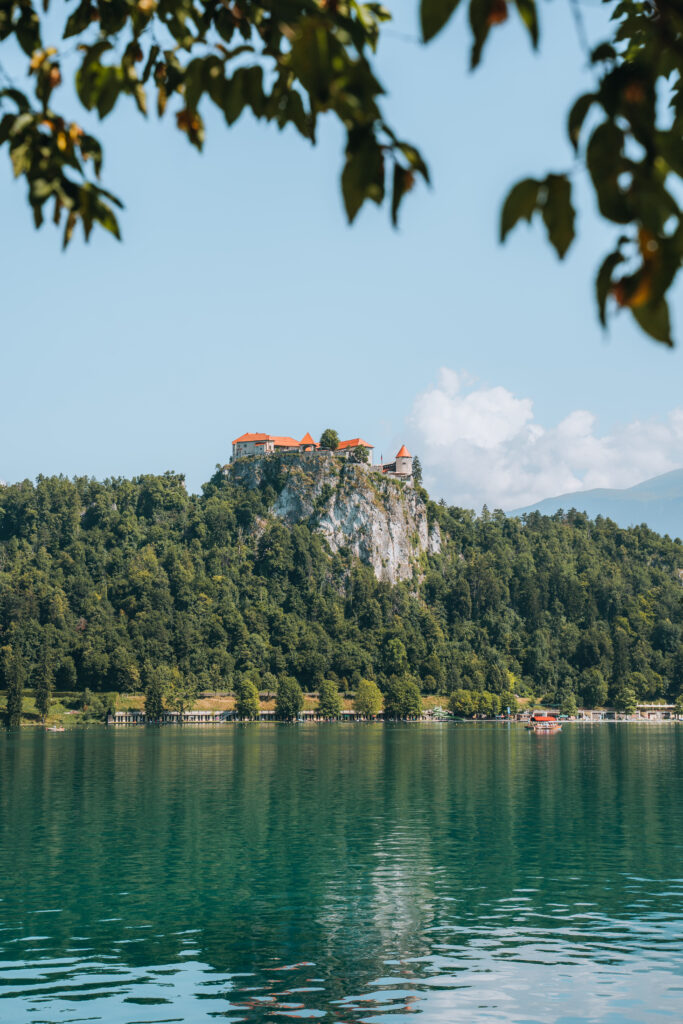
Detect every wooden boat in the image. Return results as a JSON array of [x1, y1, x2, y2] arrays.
[[46, 725, 65, 732], [526, 714, 562, 734]]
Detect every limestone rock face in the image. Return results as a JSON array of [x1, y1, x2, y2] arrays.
[[228, 454, 441, 583]]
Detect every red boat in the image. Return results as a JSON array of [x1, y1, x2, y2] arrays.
[[526, 714, 562, 734]]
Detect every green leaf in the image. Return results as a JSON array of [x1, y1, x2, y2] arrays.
[[62, 210, 77, 249], [95, 204, 121, 240], [342, 133, 384, 223], [586, 121, 630, 224], [591, 43, 616, 64], [391, 164, 412, 226], [142, 45, 160, 85], [420, 0, 461, 43], [96, 68, 124, 118], [15, 8, 41, 55], [632, 298, 673, 346], [79, 134, 103, 176], [0, 113, 15, 146], [10, 140, 30, 177], [595, 250, 624, 327], [30, 178, 56, 199], [75, 42, 113, 110], [221, 74, 245, 125], [567, 93, 596, 150], [183, 58, 204, 112], [514, 0, 539, 49], [0, 88, 31, 113], [541, 175, 575, 259], [500, 178, 541, 241], [398, 143, 430, 183], [63, 0, 93, 39], [469, 0, 493, 70]]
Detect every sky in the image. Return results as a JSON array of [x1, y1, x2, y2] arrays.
[[2, 3, 683, 511]]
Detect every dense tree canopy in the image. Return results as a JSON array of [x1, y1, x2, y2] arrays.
[[2, 469, 683, 719], [1, 1, 681, 341]]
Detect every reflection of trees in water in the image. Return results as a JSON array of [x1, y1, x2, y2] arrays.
[[1, 725, 682, 995]]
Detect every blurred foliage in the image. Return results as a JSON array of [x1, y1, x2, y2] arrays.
[[2, 470, 683, 716], [0, 0, 427, 246], [0, 1, 681, 341], [425, 0, 683, 344]]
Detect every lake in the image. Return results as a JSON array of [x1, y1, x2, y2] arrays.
[[1, 724, 682, 1023]]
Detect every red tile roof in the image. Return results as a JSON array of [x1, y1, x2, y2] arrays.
[[337, 437, 374, 450], [271, 436, 300, 448], [396, 445, 411, 458], [233, 432, 271, 445], [232, 432, 300, 448], [233, 432, 372, 451]]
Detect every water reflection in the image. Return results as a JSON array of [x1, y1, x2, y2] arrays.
[[1, 724, 682, 1022]]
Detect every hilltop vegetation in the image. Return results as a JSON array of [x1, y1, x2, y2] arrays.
[[2, 468, 683, 722]]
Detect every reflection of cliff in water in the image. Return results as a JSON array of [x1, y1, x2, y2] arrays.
[[1, 724, 682, 1018]]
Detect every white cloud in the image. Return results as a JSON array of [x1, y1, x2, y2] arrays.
[[410, 369, 683, 510]]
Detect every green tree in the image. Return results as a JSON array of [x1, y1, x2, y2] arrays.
[[81, 689, 116, 722], [34, 635, 55, 722], [560, 693, 578, 717], [383, 676, 407, 718], [412, 456, 423, 486], [385, 638, 409, 677], [449, 688, 475, 717], [317, 679, 342, 718], [235, 678, 260, 720], [55, 656, 77, 691], [500, 691, 519, 715], [348, 446, 369, 464], [403, 679, 423, 718], [319, 429, 340, 452], [615, 686, 638, 715], [383, 675, 422, 718], [580, 668, 609, 709], [354, 678, 383, 718], [2, 645, 25, 728], [476, 691, 494, 718], [276, 676, 304, 721], [144, 664, 167, 720], [165, 668, 199, 718], [675, 693, 683, 717]]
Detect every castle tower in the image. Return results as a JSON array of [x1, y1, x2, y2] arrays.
[[299, 432, 319, 452], [395, 445, 412, 477]]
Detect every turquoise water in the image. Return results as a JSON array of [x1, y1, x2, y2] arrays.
[[1, 724, 682, 1023]]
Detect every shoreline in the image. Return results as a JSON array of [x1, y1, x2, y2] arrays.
[[30, 717, 683, 729], [4, 692, 681, 729]]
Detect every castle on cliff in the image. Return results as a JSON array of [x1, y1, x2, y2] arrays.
[[231, 432, 413, 483]]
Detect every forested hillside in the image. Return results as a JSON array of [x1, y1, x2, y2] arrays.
[[1, 469, 683, 710]]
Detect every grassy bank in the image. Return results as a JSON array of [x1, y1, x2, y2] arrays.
[[0, 691, 459, 727]]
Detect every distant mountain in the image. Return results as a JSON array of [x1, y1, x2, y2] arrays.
[[510, 468, 683, 539]]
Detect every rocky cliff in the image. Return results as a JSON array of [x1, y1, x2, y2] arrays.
[[227, 454, 441, 583]]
